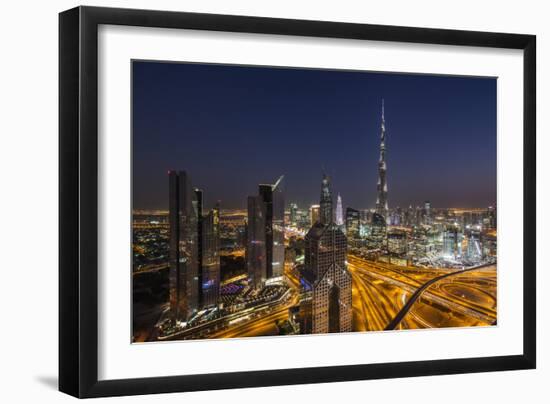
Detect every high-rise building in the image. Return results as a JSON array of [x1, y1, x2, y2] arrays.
[[194, 188, 204, 305], [335, 194, 344, 227], [387, 229, 407, 256], [290, 203, 298, 226], [443, 225, 462, 259], [424, 201, 432, 225], [300, 174, 352, 334], [201, 202, 220, 307], [310, 204, 320, 226], [345, 207, 361, 240], [259, 176, 285, 280], [369, 212, 387, 249], [485, 206, 497, 230], [375, 100, 389, 221], [465, 228, 482, 263], [168, 170, 200, 322], [320, 173, 333, 225], [405, 205, 415, 227], [246, 195, 267, 289]]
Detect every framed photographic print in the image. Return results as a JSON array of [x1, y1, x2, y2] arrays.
[[59, 6, 536, 398]]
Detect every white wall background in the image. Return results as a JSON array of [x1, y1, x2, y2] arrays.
[[0, 0, 546, 402]]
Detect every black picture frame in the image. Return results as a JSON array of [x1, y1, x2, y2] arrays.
[[59, 5, 536, 398]]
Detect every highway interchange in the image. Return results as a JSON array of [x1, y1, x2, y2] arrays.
[[198, 255, 497, 339]]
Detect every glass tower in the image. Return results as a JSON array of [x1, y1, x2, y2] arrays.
[[201, 202, 220, 307], [259, 176, 285, 280], [168, 170, 199, 322], [247, 195, 267, 289]]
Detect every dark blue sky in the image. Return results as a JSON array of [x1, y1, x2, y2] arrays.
[[132, 61, 496, 211]]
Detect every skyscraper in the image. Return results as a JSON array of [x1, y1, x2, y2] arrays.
[[320, 173, 332, 225], [201, 202, 220, 307], [375, 100, 389, 220], [259, 176, 285, 280], [423, 200, 432, 225], [289, 203, 298, 226], [335, 193, 344, 227], [443, 225, 462, 259], [194, 188, 204, 305], [300, 174, 352, 334], [466, 228, 482, 263], [168, 171, 200, 322], [369, 212, 387, 250], [247, 195, 267, 289], [345, 207, 361, 240]]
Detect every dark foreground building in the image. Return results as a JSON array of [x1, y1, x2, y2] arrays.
[[259, 176, 285, 280], [247, 176, 285, 288]]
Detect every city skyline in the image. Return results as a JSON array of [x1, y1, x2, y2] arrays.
[[133, 61, 496, 211], [132, 60, 498, 343]]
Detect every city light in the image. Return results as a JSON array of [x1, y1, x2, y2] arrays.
[[132, 100, 497, 343]]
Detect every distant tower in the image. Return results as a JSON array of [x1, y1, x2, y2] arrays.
[[320, 173, 333, 225], [375, 100, 389, 220], [335, 194, 344, 227], [289, 203, 298, 226]]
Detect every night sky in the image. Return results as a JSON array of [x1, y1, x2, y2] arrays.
[[132, 61, 496, 211]]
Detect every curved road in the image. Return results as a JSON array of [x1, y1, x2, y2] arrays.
[[384, 263, 494, 330]]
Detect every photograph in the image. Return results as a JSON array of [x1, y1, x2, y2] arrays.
[[131, 60, 498, 343]]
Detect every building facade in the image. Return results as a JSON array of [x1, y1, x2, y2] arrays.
[[201, 203, 221, 307], [246, 195, 267, 289], [345, 207, 361, 241], [259, 176, 285, 280]]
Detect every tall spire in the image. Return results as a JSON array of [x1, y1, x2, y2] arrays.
[[335, 193, 344, 226], [376, 99, 389, 220], [320, 173, 333, 225]]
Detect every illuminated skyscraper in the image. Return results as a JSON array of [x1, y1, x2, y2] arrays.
[[259, 176, 285, 280], [369, 212, 387, 250], [424, 201, 432, 225], [310, 205, 320, 226], [375, 100, 389, 220], [335, 194, 344, 227], [290, 203, 298, 226], [443, 225, 462, 259], [345, 207, 361, 240], [247, 195, 266, 289], [300, 174, 352, 334], [194, 188, 204, 305], [466, 228, 482, 263], [320, 173, 333, 225], [168, 170, 200, 322], [201, 202, 220, 307]]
